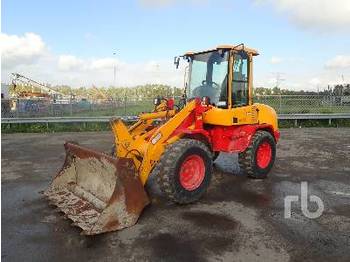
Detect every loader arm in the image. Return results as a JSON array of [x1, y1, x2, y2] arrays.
[[110, 99, 204, 184]]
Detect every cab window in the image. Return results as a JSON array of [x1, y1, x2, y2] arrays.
[[232, 52, 249, 107], [188, 51, 229, 107]]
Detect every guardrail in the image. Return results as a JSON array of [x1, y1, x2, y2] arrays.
[[1, 116, 138, 124], [2, 113, 350, 127], [279, 113, 350, 126]]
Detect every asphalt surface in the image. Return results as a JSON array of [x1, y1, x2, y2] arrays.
[[2, 128, 350, 262]]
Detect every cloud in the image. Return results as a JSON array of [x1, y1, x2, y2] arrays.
[[256, 0, 350, 31], [0, 32, 47, 69], [90, 58, 117, 70], [58, 55, 84, 71], [1, 32, 185, 87], [309, 77, 321, 86], [255, 69, 350, 91], [325, 55, 350, 69], [2, 32, 347, 91], [58, 56, 125, 72], [269, 56, 283, 64]]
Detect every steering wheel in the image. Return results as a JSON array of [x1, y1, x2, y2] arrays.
[[201, 80, 220, 89], [191, 80, 220, 101]]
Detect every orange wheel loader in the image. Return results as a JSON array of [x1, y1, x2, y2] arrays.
[[45, 44, 280, 235]]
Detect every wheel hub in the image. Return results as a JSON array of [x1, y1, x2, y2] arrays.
[[256, 141, 272, 169], [179, 154, 205, 191]]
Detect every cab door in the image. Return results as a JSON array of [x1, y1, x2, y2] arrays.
[[230, 51, 258, 125]]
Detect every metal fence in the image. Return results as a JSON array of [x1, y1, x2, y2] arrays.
[[1, 97, 155, 118], [254, 95, 350, 114], [2, 95, 350, 118], [3, 114, 350, 125]]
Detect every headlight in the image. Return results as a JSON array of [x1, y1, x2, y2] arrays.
[[151, 132, 162, 144], [154, 96, 163, 106], [154, 98, 159, 105]]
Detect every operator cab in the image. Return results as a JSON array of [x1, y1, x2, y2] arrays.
[[183, 44, 258, 109], [187, 50, 228, 107]]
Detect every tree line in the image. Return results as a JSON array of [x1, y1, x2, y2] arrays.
[[9, 84, 184, 100], [9, 83, 350, 100], [254, 84, 350, 96]]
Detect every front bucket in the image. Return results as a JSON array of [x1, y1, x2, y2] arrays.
[[45, 142, 149, 235]]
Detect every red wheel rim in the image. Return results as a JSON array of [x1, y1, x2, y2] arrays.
[[256, 141, 272, 169], [179, 154, 205, 191]]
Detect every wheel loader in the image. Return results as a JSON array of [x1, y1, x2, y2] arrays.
[[45, 44, 280, 235]]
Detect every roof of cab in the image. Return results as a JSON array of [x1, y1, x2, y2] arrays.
[[184, 44, 259, 56]]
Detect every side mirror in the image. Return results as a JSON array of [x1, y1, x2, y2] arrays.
[[174, 56, 180, 69]]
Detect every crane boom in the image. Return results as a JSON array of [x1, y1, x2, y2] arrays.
[[11, 73, 63, 96]]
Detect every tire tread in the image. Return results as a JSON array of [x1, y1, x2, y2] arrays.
[[157, 139, 212, 204]]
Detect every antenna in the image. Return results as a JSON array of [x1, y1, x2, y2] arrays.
[[271, 72, 286, 89]]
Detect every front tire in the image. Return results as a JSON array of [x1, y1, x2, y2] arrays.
[[238, 130, 276, 178], [158, 139, 213, 204]]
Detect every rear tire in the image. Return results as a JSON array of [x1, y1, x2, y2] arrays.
[[158, 139, 213, 204], [238, 130, 276, 179]]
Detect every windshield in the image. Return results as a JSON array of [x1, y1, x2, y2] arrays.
[[188, 50, 229, 106]]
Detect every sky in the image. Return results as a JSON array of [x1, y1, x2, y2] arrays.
[[1, 0, 350, 90]]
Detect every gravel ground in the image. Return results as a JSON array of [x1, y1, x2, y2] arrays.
[[1, 128, 350, 262]]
